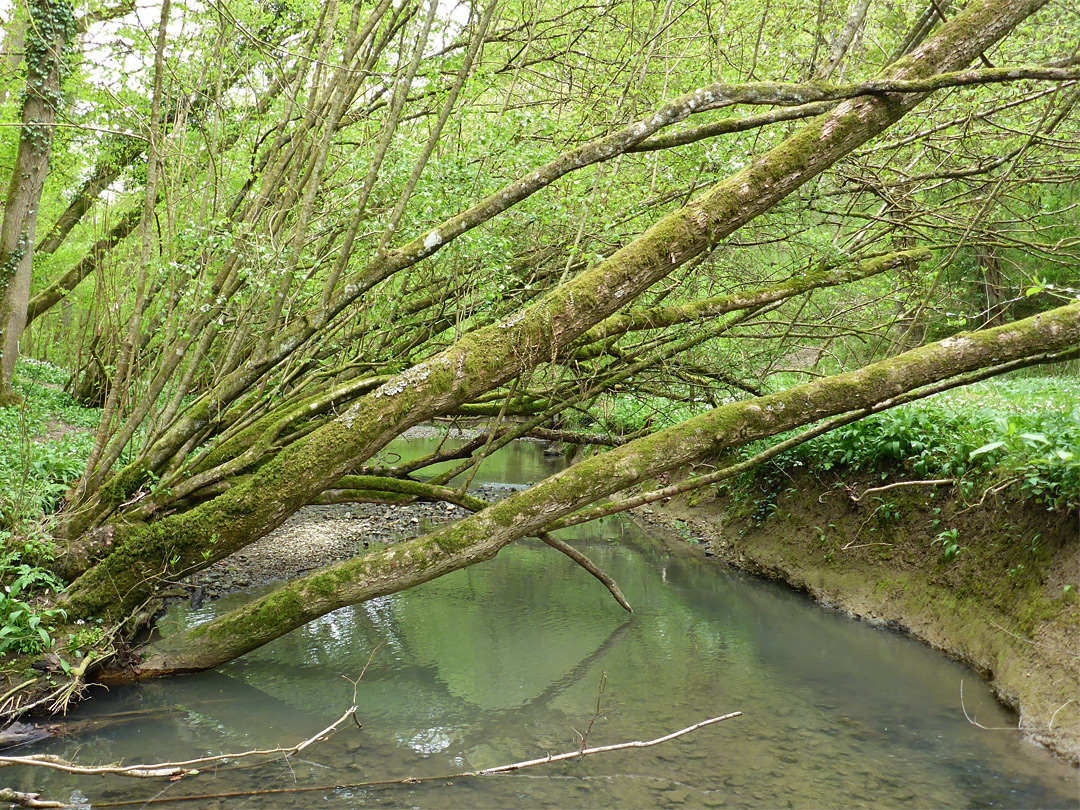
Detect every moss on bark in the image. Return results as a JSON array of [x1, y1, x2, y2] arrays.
[[66, 0, 1060, 637]]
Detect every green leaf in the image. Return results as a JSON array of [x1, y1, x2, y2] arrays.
[[969, 441, 1005, 460]]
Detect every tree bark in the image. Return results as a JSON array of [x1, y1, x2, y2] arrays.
[[580, 249, 930, 344], [0, 0, 74, 404]]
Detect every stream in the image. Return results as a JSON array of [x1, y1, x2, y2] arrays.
[[6, 436, 1077, 808]]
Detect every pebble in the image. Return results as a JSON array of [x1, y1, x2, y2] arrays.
[[187, 484, 510, 599], [662, 787, 691, 804]]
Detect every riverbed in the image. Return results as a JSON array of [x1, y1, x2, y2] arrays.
[[7, 435, 1077, 808]]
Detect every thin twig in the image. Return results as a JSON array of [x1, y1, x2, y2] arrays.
[[537, 532, 633, 612], [342, 644, 382, 704], [959, 680, 1022, 731], [574, 671, 607, 755], [1048, 699, 1074, 731], [474, 713, 742, 774], [0, 706, 358, 778], [988, 621, 1080, 659]]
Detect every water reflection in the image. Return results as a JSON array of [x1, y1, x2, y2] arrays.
[[9, 438, 1078, 809]]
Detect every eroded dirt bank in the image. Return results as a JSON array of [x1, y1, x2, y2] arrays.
[[631, 469, 1079, 766]]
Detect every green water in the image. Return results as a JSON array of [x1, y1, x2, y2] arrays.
[[8, 438, 1078, 808]]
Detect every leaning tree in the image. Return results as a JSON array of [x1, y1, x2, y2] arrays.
[[0, 0, 1075, 680]]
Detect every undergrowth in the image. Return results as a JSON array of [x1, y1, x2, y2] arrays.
[[791, 378, 1080, 511], [0, 358, 97, 656], [726, 378, 1080, 514], [0, 357, 98, 529]]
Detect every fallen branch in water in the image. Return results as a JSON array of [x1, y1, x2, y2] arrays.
[[0, 789, 65, 809], [79, 711, 743, 808], [959, 680, 1022, 731], [0, 704, 359, 780], [472, 711, 742, 775], [537, 532, 633, 612]]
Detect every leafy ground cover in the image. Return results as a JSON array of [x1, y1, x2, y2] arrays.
[[592, 375, 1079, 513], [0, 358, 98, 529], [0, 359, 98, 655], [790, 376, 1080, 511]]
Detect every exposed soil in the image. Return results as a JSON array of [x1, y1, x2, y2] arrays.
[[629, 469, 1080, 766]]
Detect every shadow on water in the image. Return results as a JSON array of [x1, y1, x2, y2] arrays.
[[9, 437, 1077, 808]]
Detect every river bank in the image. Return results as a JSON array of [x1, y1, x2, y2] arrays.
[[187, 444, 1080, 767], [628, 469, 1079, 766]]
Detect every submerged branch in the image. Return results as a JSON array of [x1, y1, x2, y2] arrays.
[[473, 712, 742, 774], [0, 705, 359, 779], [40, 712, 740, 808]]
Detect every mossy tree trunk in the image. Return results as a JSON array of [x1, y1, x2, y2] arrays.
[[51, 0, 1062, 659], [134, 301, 1080, 675], [0, 0, 74, 405]]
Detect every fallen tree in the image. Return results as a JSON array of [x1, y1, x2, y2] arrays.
[[0, 0, 1071, 693], [131, 301, 1080, 675]]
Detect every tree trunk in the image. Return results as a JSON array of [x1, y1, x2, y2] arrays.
[[132, 301, 1080, 675], [0, 0, 74, 404], [0, 3, 27, 108]]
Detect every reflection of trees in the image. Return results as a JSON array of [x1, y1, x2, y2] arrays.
[[393, 545, 628, 711]]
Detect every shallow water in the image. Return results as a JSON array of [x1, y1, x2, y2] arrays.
[[9, 437, 1078, 808]]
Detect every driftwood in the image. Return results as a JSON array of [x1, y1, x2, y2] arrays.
[[0, 721, 54, 750]]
